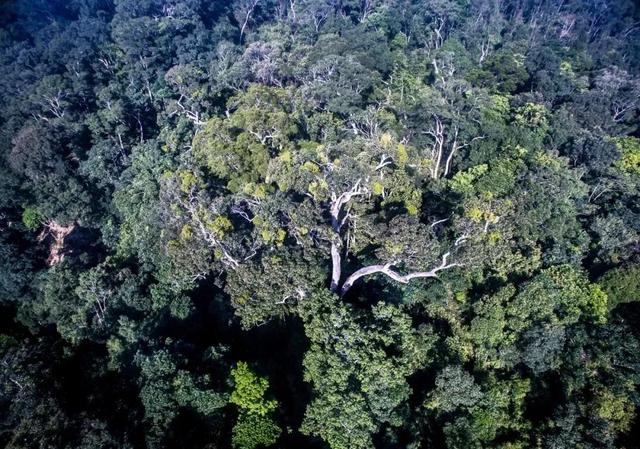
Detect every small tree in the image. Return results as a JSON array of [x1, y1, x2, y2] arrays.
[[229, 362, 281, 449]]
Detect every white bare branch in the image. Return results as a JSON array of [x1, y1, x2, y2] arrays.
[[330, 179, 368, 232], [479, 39, 491, 64], [340, 252, 462, 295], [375, 154, 393, 171], [430, 216, 450, 228], [444, 135, 485, 177], [424, 116, 445, 179], [330, 241, 341, 292], [239, 0, 260, 44], [327, 179, 369, 290], [178, 185, 239, 269]]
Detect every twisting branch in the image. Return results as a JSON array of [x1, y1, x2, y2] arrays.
[[588, 181, 612, 203], [428, 17, 446, 51], [340, 252, 462, 296], [173, 94, 206, 125], [231, 202, 253, 222], [612, 99, 636, 123], [85, 276, 111, 326], [430, 216, 451, 228], [38, 220, 75, 267], [403, 252, 462, 281], [9, 378, 24, 391], [274, 287, 306, 305], [454, 234, 468, 246], [443, 126, 460, 177], [623, 21, 640, 37], [288, 0, 296, 20], [479, 38, 491, 64]]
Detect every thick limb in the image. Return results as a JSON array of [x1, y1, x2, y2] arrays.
[[328, 180, 367, 290], [330, 241, 341, 292], [330, 179, 366, 232], [340, 252, 461, 295]]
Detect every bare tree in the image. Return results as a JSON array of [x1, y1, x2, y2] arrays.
[[595, 67, 640, 124], [424, 117, 484, 180], [168, 94, 206, 125], [428, 17, 446, 51], [289, 0, 297, 21], [38, 220, 75, 267], [83, 275, 112, 326]]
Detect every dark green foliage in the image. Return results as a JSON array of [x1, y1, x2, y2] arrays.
[[1, 1, 640, 448], [299, 292, 436, 449], [229, 362, 281, 449], [232, 414, 281, 449], [599, 264, 640, 310], [136, 348, 228, 446]]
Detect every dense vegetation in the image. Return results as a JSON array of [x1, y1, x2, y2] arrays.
[[1, 0, 640, 448]]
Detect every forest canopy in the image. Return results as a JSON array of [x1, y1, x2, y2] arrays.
[[1, 0, 640, 448]]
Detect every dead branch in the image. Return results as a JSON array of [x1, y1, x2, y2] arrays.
[[340, 251, 462, 295]]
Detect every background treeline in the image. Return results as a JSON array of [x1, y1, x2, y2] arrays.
[[1, 0, 639, 448]]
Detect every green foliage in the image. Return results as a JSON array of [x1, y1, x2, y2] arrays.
[[464, 265, 608, 375], [508, 265, 608, 328], [513, 153, 589, 264], [229, 362, 281, 449], [192, 86, 298, 192], [428, 368, 531, 447], [230, 362, 277, 417], [449, 164, 488, 195], [615, 136, 640, 174], [137, 348, 228, 445], [471, 51, 529, 93], [426, 366, 483, 412], [300, 292, 436, 449], [232, 414, 281, 449], [513, 103, 550, 148], [193, 116, 270, 191], [225, 248, 327, 328], [21, 206, 44, 231], [1, 1, 640, 448], [0, 334, 18, 354], [598, 264, 640, 310], [593, 388, 635, 432]]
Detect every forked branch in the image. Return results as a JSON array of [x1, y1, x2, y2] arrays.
[[330, 179, 367, 232], [328, 180, 368, 292]]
